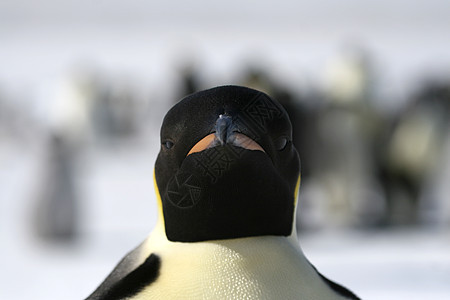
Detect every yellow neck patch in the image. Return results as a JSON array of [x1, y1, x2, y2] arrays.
[[153, 170, 165, 232]]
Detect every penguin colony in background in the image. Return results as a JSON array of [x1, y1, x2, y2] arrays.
[[86, 86, 360, 300]]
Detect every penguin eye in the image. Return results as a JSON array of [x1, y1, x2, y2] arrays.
[[275, 137, 288, 151], [163, 140, 174, 150]]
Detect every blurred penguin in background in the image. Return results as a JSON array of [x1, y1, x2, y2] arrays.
[[378, 79, 450, 226]]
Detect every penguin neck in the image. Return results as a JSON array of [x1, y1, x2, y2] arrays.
[[151, 171, 302, 247], [143, 225, 306, 270], [146, 212, 302, 255]]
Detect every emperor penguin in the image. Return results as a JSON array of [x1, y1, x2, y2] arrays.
[[86, 86, 360, 300]]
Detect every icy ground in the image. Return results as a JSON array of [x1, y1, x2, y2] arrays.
[[1, 136, 449, 300]]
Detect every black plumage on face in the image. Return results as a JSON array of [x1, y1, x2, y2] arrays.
[[155, 85, 300, 242]]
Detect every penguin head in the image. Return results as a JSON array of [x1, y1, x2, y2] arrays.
[[155, 85, 300, 242]]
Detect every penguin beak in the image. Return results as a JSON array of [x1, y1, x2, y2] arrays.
[[187, 114, 265, 156]]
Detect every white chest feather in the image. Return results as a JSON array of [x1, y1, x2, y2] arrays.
[[130, 232, 346, 300]]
